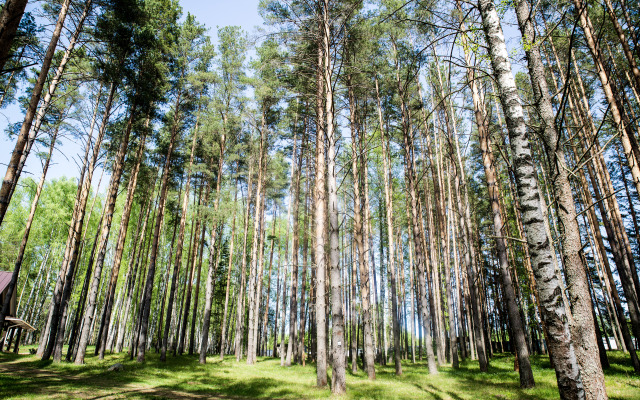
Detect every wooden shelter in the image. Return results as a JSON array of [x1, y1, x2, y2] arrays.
[[1, 271, 35, 353]]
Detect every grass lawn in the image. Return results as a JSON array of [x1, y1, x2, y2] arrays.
[[0, 347, 638, 399]]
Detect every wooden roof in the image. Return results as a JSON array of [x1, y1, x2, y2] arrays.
[[5, 317, 35, 331], [0, 271, 11, 294]]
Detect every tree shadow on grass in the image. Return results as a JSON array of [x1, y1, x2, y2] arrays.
[[1, 351, 312, 400], [0, 359, 149, 399], [444, 391, 465, 400], [86, 379, 292, 400], [205, 377, 295, 398], [412, 383, 444, 400], [451, 371, 548, 400], [598, 352, 638, 378]]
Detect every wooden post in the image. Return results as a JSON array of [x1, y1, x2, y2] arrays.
[[13, 327, 22, 353], [5, 327, 15, 351]]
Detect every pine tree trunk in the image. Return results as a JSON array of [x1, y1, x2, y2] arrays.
[[602, 0, 640, 96], [220, 178, 239, 359], [272, 246, 282, 358], [159, 119, 199, 360], [178, 208, 201, 355], [549, 18, 640, 372], [7, 2, 91, 209], [450, 183, 466, 361], [22, 246, 51, 324], [279, 240, 289, 365], [430, 115, 447, 367], [0, 125, 59, 331], [381, 56, 405, 374], [106, 192, 150, 355], [67, 211, 103, 360], [250, 193, 267, 359], [398, 233, 409, 360], [286, 120, 302, 366], [402, 82, 438, 375], [40, 83, 115, 360], [543, 34, 637, 367], [314, 8, 328, 386], [297, 167, 311, 363], [0, 0, 29, 72], [115, 183, 156, 354], [571, 69, 640, 345], [323, 2, 345, 390], [361, 154, 375, 369], [189, 212, 206, 355], [578, 132, 640, 371], [199, 126, 227, 362], [430, 99, 458, 368], [572, 0, 640, 200], [459, 49, 533, 383], [74, 103, 136, 364], [442, 164, 459, 368], [350, 239, 358, 373], [246, 114, 267, 365], [129, 209, 155, 357], [260, 209, 277, 358], [97, 118, 148, 359], [0, 0, 71, 225], [234, 163, 254, 361], [407, 232, 417, 363], [616, 147, 640, 256], [179, 185, 205, 355], [136, 92, 182, 362]]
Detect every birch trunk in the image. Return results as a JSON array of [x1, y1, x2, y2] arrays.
[[477, 0, 584, 397], [515, 2, 607, 396]]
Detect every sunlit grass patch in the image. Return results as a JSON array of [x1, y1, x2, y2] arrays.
[[0, 347, 638, 399]]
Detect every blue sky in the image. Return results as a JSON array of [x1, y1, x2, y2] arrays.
[[180, 0, 263, 41], [0, 0, 263, 188]]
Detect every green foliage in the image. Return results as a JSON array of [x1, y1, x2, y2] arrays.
[[0, 177, 102, 281], [0, 11, 42, 108]]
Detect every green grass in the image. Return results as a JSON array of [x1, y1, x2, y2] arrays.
[[0, 347, 638, 399]]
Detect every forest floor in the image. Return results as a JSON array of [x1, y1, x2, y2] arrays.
[[0, 347, 638, 399]]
